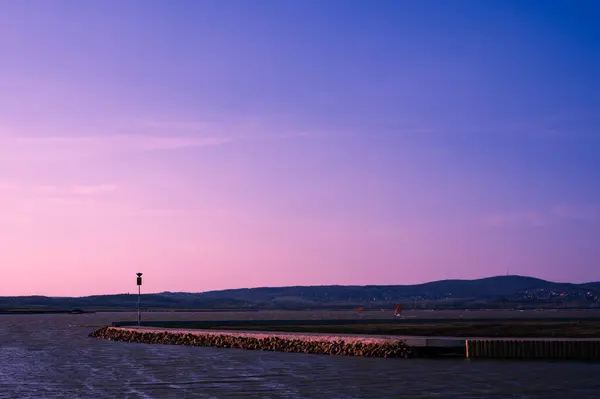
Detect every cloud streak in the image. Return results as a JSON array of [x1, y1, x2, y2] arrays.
[[0, 120, 319, 163], [12, 134, 234, 152], [71, 184, 117, 195], [482, 211, 548, 228], [483, 204, 599, 228], [551, 204, 599, 223], [0, 133, 237, 165], [0, 183, 118, 198]]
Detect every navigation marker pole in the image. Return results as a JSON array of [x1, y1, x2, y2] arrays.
[[136, 273, 143, 326]]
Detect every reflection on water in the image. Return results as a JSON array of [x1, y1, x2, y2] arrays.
[[1, 313, 600, 398]]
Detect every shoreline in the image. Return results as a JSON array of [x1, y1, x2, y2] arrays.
[[111, 317, 600, 338], [90, 326, 600, 360]]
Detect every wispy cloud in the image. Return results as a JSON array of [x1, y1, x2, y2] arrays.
[[12, 134, 234, 152], [71, 184, 117, 195], [551, 204, 599, 222], [275, 131, 314, 139], [482, 211, 548, 228], [483, 203, 599, 228], [31, 185, 59, 195], [1, 122, 318, 163], [0, 182, 117, 198], [0, 133, 237, 165], [130, 118, 217, 131]]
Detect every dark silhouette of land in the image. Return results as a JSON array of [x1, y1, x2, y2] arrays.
[[2, 275, 599, 313]]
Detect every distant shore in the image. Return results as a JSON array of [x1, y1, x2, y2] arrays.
[[0, 309, 94, 315]]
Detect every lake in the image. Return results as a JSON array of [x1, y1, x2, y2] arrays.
[[1, 312, 599, 398]]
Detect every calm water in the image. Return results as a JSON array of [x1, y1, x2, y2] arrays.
[[1, 313, 600, 399]]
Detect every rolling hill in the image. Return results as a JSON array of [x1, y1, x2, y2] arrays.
[[1, 276, 599, 312]]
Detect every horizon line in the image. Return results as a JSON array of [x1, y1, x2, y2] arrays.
[[5, 275, 599, 299]]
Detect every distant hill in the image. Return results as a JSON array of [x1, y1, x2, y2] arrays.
[[200, 276, 560, 301], [1, 276, 599, 312]]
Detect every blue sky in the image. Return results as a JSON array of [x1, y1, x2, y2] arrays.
[[0, 1, 598, 294]]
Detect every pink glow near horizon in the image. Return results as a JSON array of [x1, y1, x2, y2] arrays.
[[1, 2, 599, 296]]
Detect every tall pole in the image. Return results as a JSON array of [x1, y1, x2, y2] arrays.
[[138, 284, 141, 326], [136, 273, 143, 326]]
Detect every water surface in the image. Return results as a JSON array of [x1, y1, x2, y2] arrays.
[[1, 313, 599, 398]]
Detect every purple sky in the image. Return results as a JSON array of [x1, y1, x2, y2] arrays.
[[1, 1, 599, 296]]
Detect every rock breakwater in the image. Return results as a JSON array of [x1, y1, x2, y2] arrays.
[[90, 327, 414, 358]]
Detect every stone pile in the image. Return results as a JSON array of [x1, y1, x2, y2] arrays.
[[90, 327, 413, 358]]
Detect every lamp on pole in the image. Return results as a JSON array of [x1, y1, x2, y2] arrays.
[[136, 273, 143, 326]]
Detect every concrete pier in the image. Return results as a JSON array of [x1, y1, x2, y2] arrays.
[[466, 339, 600, 360], [91, 326, 600, 360], [90, 327, 415, 358]]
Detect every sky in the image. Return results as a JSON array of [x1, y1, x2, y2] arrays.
[[0, 0, 599, 296]]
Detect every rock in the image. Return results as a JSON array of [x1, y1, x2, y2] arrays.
[[90, 327, 413, 359]]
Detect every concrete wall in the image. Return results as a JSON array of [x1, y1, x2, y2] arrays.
[[466, 339, 600, 360]]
